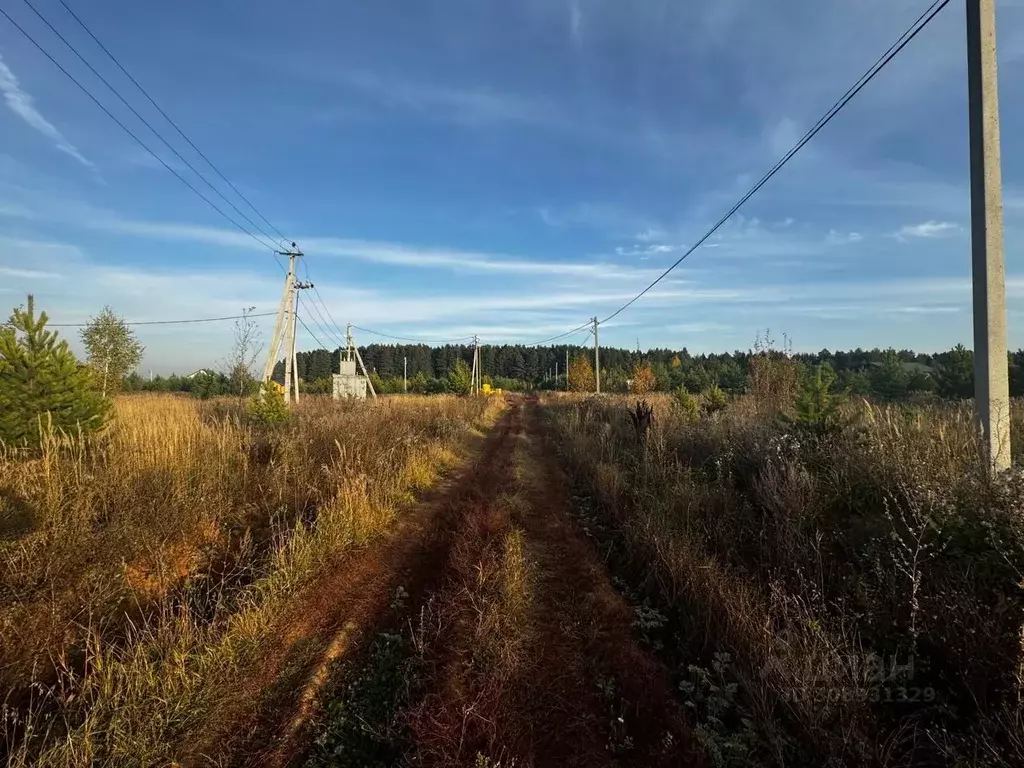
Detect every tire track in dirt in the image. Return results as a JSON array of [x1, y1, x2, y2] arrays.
[[408, 398, 704, 767], [190, 405, 520, 768]]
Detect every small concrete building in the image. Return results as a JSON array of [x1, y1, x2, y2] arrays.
[[332, 359, 368, 399]]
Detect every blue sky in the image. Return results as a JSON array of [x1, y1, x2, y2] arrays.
[[2, 0, 1024, 373]]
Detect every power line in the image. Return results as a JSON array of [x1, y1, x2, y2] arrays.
[[48, 311, 276, 327], [524, 321, 594, 347], [352, 325, 475, 345], [294, 296, 328, 349], [54, 0, 291, 247], [0, 4, 281, 258], [300, 261, 349, 346], [597, 0, 951, 326], [16, 0, 284, 258], [298, 289, 347, 349]]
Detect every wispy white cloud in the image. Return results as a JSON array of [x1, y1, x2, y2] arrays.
[[334, 70, 562, 129], [0, 265, 61, 280], [569, 0, 583, 48], [0, 54, 93, 169], [825, 229, 863, 245], [895, 220, 961, 241], [615, 243, 678, 258]]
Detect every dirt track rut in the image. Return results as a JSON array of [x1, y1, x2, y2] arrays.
[[229, 398, 702, 767]]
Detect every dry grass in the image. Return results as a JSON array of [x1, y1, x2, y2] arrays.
[[0, 393, 500, 767], [545, 392, 1024, 766]]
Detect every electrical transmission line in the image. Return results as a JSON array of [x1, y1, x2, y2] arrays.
[[351, 326, 475, 345], [524, 321, 594, 347], [294, 296, 329, 350], [298, 290, 348, 349], [48, 311, 277, 327], [15, 0, 286, 260], [52, 0, 291, 247], [596, 0, 951, 326], [0, 5, 285, 260]]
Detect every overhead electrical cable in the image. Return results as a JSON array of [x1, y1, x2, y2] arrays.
[[17, 0, 284, 259], [294, 297, 328, 349], [48, 311, 277, 327], [54, 0, 292, 247], [597, 0, 951, 326], [351, 326, 475, 345], [0, 5, 283, 259]]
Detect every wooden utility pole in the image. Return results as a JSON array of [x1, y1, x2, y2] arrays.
[[967, 0, 1011, 470], [592, 317, 600, 394]]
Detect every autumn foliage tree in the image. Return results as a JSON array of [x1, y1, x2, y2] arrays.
[[629, 361, 656, 395], [568, 354, 595, 392]]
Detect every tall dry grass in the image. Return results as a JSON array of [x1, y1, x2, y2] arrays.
[[0, 393, 500, 766], [546, 393, 1024, 766]]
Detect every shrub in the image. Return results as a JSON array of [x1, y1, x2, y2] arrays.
[[447, 359, 472, 396], [785, 364, 844, 434], [701, 384, 728, 416], [0, 295, 110, 449], [247, 384, 289, 427], [671, 386, 700, 421]]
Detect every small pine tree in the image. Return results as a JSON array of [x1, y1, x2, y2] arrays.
[[700, 384, 728, 415], [247, 384, 289, 427], [787, 364, 844, 434], [447, 358, 472, 395], [0, 295, 110, 448], [671, 386, 700, 422], [408, 370, 429, 394]]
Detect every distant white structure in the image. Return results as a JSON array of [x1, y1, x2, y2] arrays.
[[332, 358, 368, 399]]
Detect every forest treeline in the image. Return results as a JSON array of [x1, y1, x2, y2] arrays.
[[125, 340, 1024, 401]]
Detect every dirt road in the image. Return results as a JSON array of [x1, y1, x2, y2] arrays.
[[227, 397, 702, 767]]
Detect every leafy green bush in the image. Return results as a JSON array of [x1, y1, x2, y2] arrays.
[[0, 295, 110, 449]]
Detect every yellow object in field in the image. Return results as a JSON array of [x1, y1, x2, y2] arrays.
[[481, 383, 502, 396]]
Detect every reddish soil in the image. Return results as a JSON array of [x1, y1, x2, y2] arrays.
[[407, 398, 703, 767], [218, 397, 702, 767], [193, 410, 519, 767]]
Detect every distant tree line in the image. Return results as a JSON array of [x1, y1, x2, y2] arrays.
[[123, 341, 1024, 402]]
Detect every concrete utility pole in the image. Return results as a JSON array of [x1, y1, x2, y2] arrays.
[[344, 324, 377, 399], [471, 334, 479, 394], [967, 0, 1011, 470], [261, 243, 307, 405], [592, 317, 600, 394], [404, 356, 408, 393], [565, 349, 569, 391]]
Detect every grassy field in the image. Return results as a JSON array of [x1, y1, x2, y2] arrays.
[[0, 393, 498, 766], [545, 392, 1024, 766], [4, 390, 1024, 766]]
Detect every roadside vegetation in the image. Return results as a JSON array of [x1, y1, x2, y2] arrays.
[[1, 390, 496, 766], [6, 294, 1024, 767], [546, 351, 1024, 766]]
